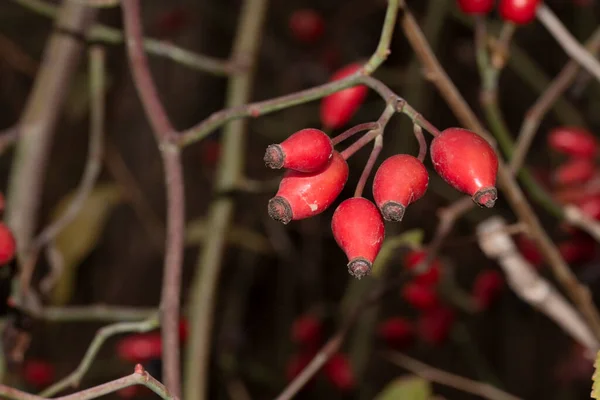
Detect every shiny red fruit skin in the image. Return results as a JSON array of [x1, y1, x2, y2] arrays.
[[291, 314, 322, 348], [116, 332, 163, 363], [372, 154, 429, 221], [320, 63, 368, 129], [264, 128, 333, 172], [418, 306, 455, 345], [558, 237, 596, 265], [575, 195, 600, 220], [402, 282, 440, 311], [457, 0, 495, 14], [268, 151, 348, 224], [0, 222, 16, 265], [289, 9, 325, 44], [23, 360, 55, 388], [431, 128, 498, 207], [377, 317, 414, 348], [403, 250, 441, 286], [554, 158, 595, 186], [331, 197, 385, 279], [324, 353, 355, 392], [473, 270, 504, 309], [548, 127, 598, 158], [499, 0, 540, 24]]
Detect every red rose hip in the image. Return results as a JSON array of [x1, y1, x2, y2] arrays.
[[0, 222, 16, 265], [457, 0, 494, 15], [548, 127, 598, 159], [377, 317, 414, 348], [116, 332, 163, 363], [289, 9, 325, 44], [403, 250, 441, 286], [553, 158, 595, 186], [418, 306, 455, 345], [22, 360, 55, 388], [269, 151, 348, 224], [291, 314, 322, 348], [264, 128, 333, 172], [402, 282, 440, 311], [499, 0, 540, 25], [320, 63, 368, 130], [473, 270, 504, 309], [331, 197, 385, 279], [324, 353, 355, 391], [373, 154, 429, 221], [431, 128, 498, 207]]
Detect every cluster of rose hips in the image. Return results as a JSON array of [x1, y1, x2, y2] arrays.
[[264, 111, 499, 279], [457, 0, 541, 25], [378, 251, 504, 348], [286, 313, 355, 392], [518, 127, 600, 267]]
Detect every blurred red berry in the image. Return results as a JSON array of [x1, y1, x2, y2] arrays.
[[286, 352, 314, 382], [116, 332, 162, 363], [0, 222, 16, 265], [574, 195, 600, 220], [553, 158, 595, 186], [116, 386, 141, 399], [22, 360, 55, 388], [377, 317, 414, 348], [473, 270, 504, 309], [402, 282, 440, 311], [179, 318, 189, 343], [324, 353, 355, 392], [457, 0, 494, 15], [320, 63, 368, 130], [516, 235, 544, 267], [291, 314, 322, 348], [332, 197, 385, 279], [499, 0, 540, 24], [558, 237, 596, 265], [200, 140, 221, 168], [403, 250, 441, 286], [418, 306, 455, 345], [289, 9, 325, 44], [548, 127, 598, 159]]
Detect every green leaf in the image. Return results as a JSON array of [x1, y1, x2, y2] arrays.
[[51, 184, 123, 305], [186, 218, 272, 254], [372, 229, 424, 277], [374, 376, 432, 400]]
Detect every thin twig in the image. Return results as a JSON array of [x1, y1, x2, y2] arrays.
[[536, 4, 600, 84], [382, 351, 522, 400], [11, 0, 233, 76], [40, 315, 160, 397], [184, 0, 269, 399], [510, 26, 600, 173], [354, 135, 383, 198], [331, 122, 379, 146], [30, 305, 156, 322], [121, 1, 185, 395], [397, 0, 600, 340], [413, 124, 427, 162]]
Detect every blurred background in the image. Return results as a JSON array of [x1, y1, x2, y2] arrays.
[[1, 0, 600, 399]]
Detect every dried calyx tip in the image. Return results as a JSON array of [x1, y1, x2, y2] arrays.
[[381, 201, 406, 222], [472, 187, 498, 208], [348, 258, 372, 280], [268, 196, 293, 224], [264, 144, 285, 169]]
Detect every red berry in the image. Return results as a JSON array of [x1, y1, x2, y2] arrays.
[[553, 158, 595, 186], [331, 197, 385, 279], [430, 128, 499, 207], [558, 237, 596, 265], [200, 140, 221, 168], [516, 235, 544, 267], [575, 195, 600, 220], [116, 332, 163, 363], [0, 222, 16, 265], [286, 352, 315, 382], [268, 151, 348, 224], [499, 0, 540, 24], [291, 314, 322, 348], [116, 386, 142, 399], [473, 270, 504, 309], [289, 9, 325, 44], [377, 317, 414, 348], [402, 282, 440, 311], [457, 0, 494, 15], [324, 353, 355, 392], [264, 128, 333, 172], [372, 154, 429, 221], [417, 306, 455, 345], [403, 250, 441, 286], [548, 127, 598, 158], [320, 63, 368, 130], [22, 360, 55, 388]]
